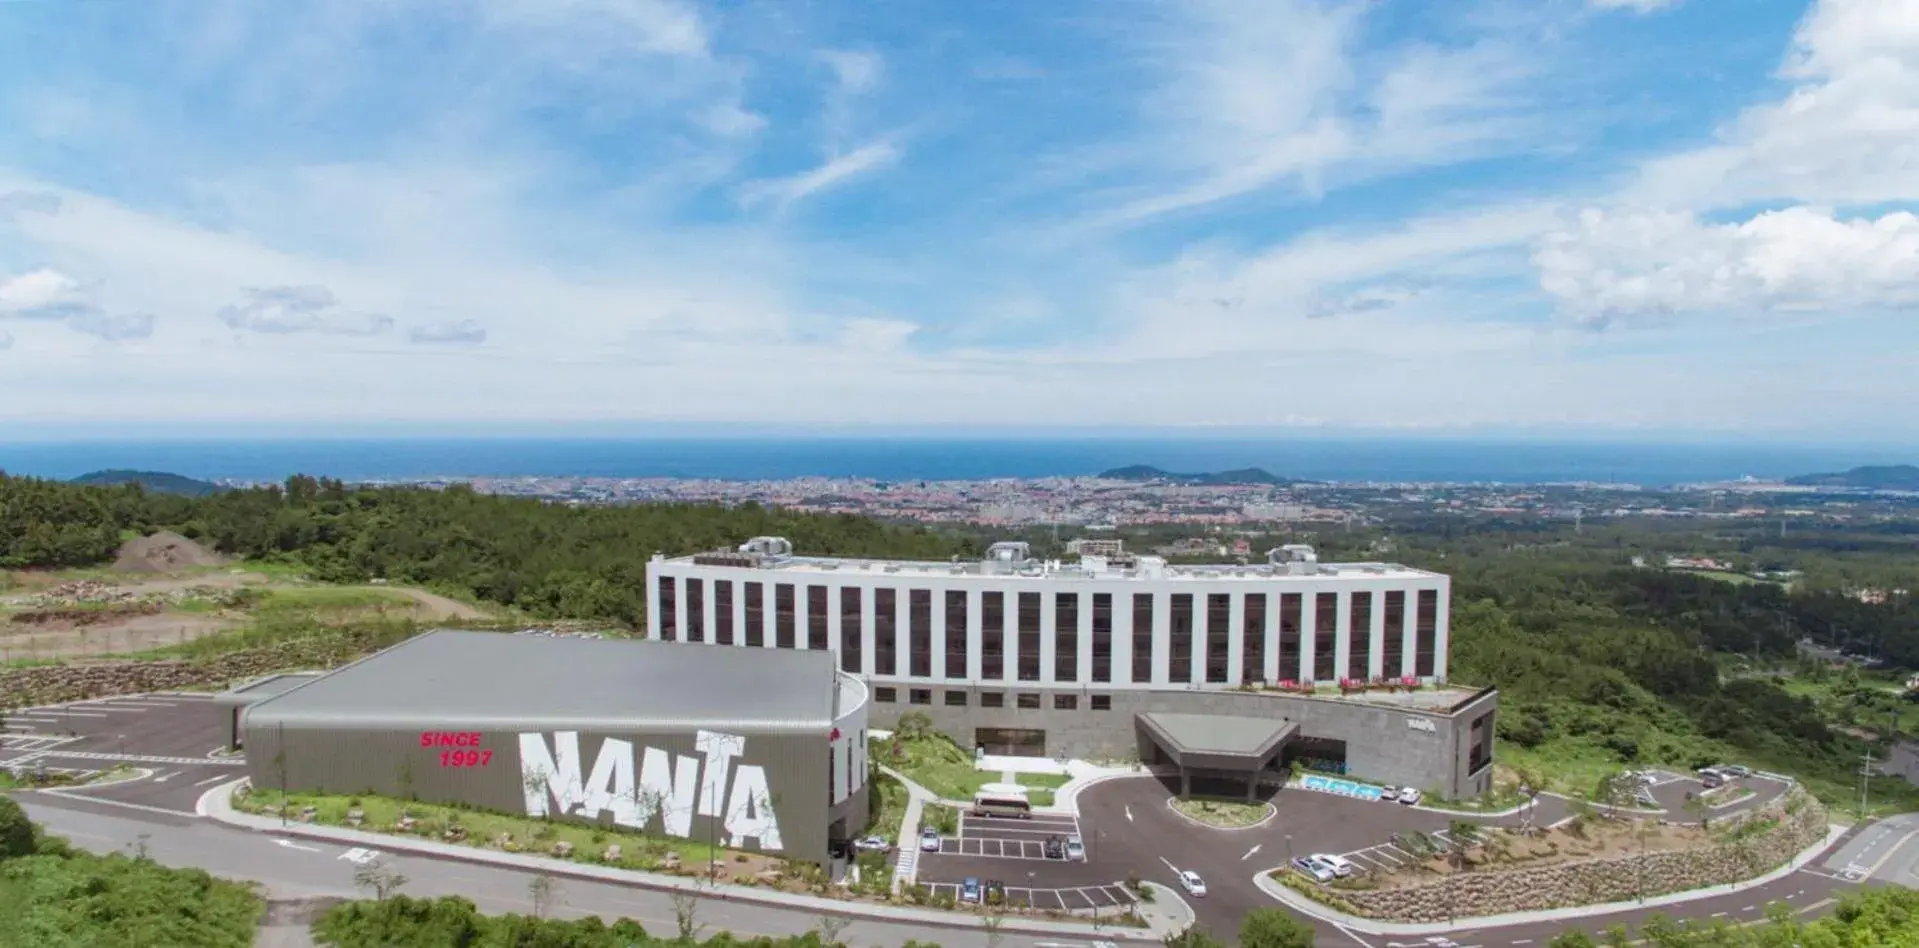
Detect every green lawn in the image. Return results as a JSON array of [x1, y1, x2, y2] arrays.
[[865, 770, 910, 841], [231, 788, 731, 870], [870, 733, 995, 801], [1012, 772, 1070, 791]]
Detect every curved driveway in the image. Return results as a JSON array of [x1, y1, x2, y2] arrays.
[[1074, 773, 1864, 945]]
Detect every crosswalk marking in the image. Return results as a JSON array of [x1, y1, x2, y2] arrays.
[[18, 749, 246, 767]]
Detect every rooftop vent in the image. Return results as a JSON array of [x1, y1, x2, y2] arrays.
[[1267, 544, 1319, 576], [737, 536, 794, 558]]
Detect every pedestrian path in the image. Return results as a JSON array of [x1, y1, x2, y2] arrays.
[[892, 792, 926, 891]]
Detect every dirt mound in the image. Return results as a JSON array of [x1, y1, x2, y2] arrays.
[[111, 532, 227, 573]]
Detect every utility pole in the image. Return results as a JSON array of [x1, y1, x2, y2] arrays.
[[1859, 747, 1874, 819]]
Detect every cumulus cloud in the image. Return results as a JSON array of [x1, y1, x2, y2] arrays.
[[0, 190, 63, 218], [1534, 206, 1919, 326], [217, 286, 395, 335], [1307, 282, 1434, 319], [0, 268, 84, 314], [408, 319, 487, 344], [66, 309, 156, 341]]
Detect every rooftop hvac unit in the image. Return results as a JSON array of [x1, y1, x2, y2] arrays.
[[737, 536, 794, 558], [984, 541, 1031, 563]]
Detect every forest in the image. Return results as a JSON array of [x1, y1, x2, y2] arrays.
[[5, 471, 1919, 806]]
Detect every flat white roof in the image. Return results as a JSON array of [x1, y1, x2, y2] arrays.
[[661, 553, 1441, 583]]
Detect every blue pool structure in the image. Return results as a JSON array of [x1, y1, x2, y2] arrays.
[[1300, 774, 1386, 802]]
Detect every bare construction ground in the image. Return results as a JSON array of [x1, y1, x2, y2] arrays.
[[0, 534, 493, 661]]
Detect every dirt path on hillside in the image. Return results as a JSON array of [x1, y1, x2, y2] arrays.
[[370, 587, 491, 621]]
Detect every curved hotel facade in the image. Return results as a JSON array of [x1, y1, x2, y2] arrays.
[[647, 538, 1498, 799]]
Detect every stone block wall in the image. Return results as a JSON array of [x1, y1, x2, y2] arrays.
[[0, 626, 412, 708], [1329, 790, 1828, 923]]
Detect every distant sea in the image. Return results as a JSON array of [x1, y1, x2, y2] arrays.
[[0, 437, 1909, 487]]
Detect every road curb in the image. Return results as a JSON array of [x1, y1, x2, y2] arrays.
[[1249, 823, 1851, 935], [199, 780, 1167, 941]]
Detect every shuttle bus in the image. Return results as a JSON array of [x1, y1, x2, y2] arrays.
[[971, 784, 1032, 819]]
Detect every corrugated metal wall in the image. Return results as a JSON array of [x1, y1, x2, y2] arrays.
[[245, 720, 833, 865]]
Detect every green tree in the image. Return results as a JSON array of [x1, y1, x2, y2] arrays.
[[1239, 908, 1316, 948], [0, 796, 34, 860], [1164, 925, 1230, 948]]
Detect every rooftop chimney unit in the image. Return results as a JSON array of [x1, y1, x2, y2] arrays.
[[1268, 544, 1320, 576]]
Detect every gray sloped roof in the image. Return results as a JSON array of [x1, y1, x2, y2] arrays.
[[1139, 712, 1297, 759], [243, 630, 842, 734]]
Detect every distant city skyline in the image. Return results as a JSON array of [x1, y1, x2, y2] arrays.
[[2, 0, 1916, 434]]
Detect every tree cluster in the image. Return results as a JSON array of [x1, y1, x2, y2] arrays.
[[0, 797, 262, 948]]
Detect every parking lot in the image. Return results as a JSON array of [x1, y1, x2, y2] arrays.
[[2, 692, 246, 813], [916, 806, 1136, 911]]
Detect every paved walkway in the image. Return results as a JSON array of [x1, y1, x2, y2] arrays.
[[199, 779, 1181, 941]]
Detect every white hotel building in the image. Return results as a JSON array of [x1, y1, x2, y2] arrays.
[[647, 538, 1498, 800]]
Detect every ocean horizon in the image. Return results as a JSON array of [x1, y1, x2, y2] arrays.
[[0, 436, 1909, 487]]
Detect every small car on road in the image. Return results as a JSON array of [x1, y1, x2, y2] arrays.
[[1397, 787, 1423, 806], [919, 827, 941, 852], [1044, 836, 1065, 859], [959, 877, 982, 904], [1314, 853, 1357, 878], [852, 836, 890, 853], [1064, 836, 1086, 862], [1178, 869, 1208, 897]]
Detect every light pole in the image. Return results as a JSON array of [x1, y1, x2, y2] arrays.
[[1285, 834, 1294, 866]]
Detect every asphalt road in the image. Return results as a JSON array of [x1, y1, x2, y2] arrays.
[[2, 692, 245, 813]]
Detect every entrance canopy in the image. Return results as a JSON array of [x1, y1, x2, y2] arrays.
[[1137, 712, 1297, 799]]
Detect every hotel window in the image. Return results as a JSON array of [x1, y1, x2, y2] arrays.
[[1312, 592, 1338, 682], [685, 579, 705, 643], [1415, 589, 1439, 677], [1169, 594, 1195, 683], [1382, 591, 1406, 678], [945, 691, 968, 707], [1278, 593, 1301, 681], [874, 589, 898, 677], [1054, 694, 1077, 711], [775, 584, 796, 649], [982, 592, 1006, 680], [657, 577, 678, 642], [1205, 594, 1231, 684], [944, 591, 969, 678], [1017, 693, 1041, 710], [910, 590, 933, 677], [981, 691, 1005, 708], [1242, 594, 1266, 684], [1091, 593, 1113, 683], [874, 686, 896, 703], [743, 582, 765, 648], [909, 688, 932, 706], [807, 585, 830, 651], [714, 580, 734, 646], [1348, 591, 1373, 681], [1017, 592, 1042, 681], [1054, 593, 1079, 683], [1090, 694, 1112, 711], [839, 587, 863, 674], [1131, 594, 1155, 684]]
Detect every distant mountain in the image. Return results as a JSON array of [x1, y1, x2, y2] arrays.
[[1097, 464, 1295, 486], [71, 469, 223, 496], [1786, 464, 1919, 491]]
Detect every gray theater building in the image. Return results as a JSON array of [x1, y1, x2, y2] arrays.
[[646, 537, 1499, 800], [236, 630, 870, 867]]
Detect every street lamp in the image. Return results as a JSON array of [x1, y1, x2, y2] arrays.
[[1285, 834, 1294, 865]]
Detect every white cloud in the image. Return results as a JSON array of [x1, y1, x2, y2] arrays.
[[479, 0, 709, 58], [217, 286, 395, 335], [408, 319, 487, 345], [820, 50, 884, 95], [0, 329, 12, 350], [737, 140, 900, 209], [66, 309, 156, 342], [1535, 206, 1919, 325], [1088, 0, 1543, 226], [1632, 0, 1919, 208], [1588, 0, 1680, 12], [0, 268, 83, 314]]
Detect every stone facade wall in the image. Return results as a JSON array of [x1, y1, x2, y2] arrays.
[[0, 627, 409, 708], [1329, 790, 1828, 923]]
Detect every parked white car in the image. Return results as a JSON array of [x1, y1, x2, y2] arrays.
[[1178, 869, 1208, 897], [1314, 853, 1357, 878], [1397, 787, 1423, 806], [1064, 837, 1086, 862]]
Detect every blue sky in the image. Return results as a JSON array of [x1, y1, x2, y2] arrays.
[[0, 0, 1916, 438]]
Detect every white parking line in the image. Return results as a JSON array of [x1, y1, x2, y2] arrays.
[[195, 774, 231, 786]]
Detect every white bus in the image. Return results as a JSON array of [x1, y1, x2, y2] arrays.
[[971, 784, 1032, 819]]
